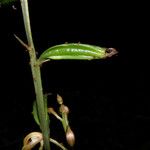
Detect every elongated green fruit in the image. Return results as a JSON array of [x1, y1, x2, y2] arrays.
[[38, 43, 117, 62]]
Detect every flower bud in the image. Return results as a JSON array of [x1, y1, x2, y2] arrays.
[[57, 94, 63, 105], [60, 104, 69, 114], [66, 127, 75, 147]]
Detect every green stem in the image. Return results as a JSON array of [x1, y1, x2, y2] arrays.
[[20, 0, 50, 149], [50, 138, 68, 150], [62, 113, 69, 132]]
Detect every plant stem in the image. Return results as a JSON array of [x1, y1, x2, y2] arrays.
[[50, 138, 68, 150], [20, 0, 50, 149]]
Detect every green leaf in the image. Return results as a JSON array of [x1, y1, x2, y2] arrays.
[[32, 94, 49, 126], [32, 101, 40, 126]]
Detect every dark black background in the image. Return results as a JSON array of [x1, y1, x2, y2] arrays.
[[0, 0, 148, 150]]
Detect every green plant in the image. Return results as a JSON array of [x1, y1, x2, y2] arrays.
[[0, 0, 16, 5], [1, 0, 118, 149]]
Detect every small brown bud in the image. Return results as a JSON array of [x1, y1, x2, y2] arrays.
[[48, 107, 62, 121], [48, 107, 55, 114], [66, 127, 75, 147], [57, 94, 63, 105], [60, 104, 69, 114]]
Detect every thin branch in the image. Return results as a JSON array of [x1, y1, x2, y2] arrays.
[[50, 138, 68, 150], [14, 34, 31, 51]]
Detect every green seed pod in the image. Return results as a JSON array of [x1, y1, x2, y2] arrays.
[[38, 43, 117, 63]]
